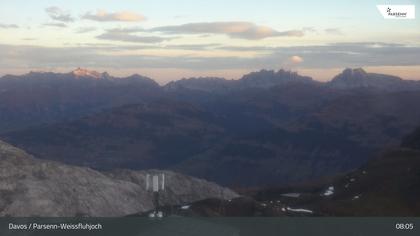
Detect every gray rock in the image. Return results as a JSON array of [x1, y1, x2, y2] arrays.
[[0, 140, 238, 217], [328, 68, 420, 91]]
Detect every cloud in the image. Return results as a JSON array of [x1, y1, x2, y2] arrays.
[[96, 30, 171, 43], [75, 27, 97, 34], [82, 10, 145, 22], [1, 42, 420, 73], [148, 22, 304, 40], [289, 55, 304, 64], [302, 27, 317, 33], [325, 28, 343, 35], [45, 6, 74, 22], [43, 23, 67, 28], [164, 43, 220, 50], [101, 27, 144, 33], [265, 42, 420, 69], [218, 46, 274, 51], [0, 23, 19, 29]]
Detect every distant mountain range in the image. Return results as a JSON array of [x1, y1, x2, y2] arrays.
[[2, 67, 418, 134], [164, 69, 314, 93], [165, 68, 420, 92], [1, 68, 420, 187], [0, 68, 161, 132]]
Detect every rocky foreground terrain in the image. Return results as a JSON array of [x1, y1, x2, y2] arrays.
[[0, 140, 237, 217]]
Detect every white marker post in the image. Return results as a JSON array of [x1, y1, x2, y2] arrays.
[[161, 173, 165, 191], [145, 173, 166, 217], [146, 174, 150, 191]]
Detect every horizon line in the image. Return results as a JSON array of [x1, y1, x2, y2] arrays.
[[1, 67, 419, 85]]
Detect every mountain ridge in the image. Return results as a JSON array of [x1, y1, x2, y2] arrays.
[[327, 68, 420, 91], [2, 67, 420, 187], [0, 139, 238, 217], [3, 67, 419, 91]]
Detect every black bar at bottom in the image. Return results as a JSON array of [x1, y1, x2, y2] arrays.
[[1, 217, 418, 236]]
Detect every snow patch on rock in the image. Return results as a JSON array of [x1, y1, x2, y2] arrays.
[[323, 186, 335, 196]]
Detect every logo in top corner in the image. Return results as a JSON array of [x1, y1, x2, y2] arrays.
[[377, 5, 415, 19]]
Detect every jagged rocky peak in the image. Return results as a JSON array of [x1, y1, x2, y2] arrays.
[[329, 68, 405, 90], [340, 68, 368, 79], [71, 67, 108, 79], [241, 69, 305, 81], [164, 77, 232, 92], [163, 69, 314, 92], [238, 69, 313, 88], [330, 68, 368, 87], [332, 68, 369, 80]]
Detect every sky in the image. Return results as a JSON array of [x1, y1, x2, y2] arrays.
[[0, 0, 419, 84]]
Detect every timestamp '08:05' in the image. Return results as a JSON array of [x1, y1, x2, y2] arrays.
[[395, 223, 414, 230]]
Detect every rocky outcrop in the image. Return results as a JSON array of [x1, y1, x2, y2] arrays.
[[0, 140, 237, 217], [327, 68, 420, 91]]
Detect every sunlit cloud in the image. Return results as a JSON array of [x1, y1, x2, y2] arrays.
[[45, 6, 74, 22], [289, 55, 304, 64], [148, 22, 304, 40], [82, 10, 145, 22]]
